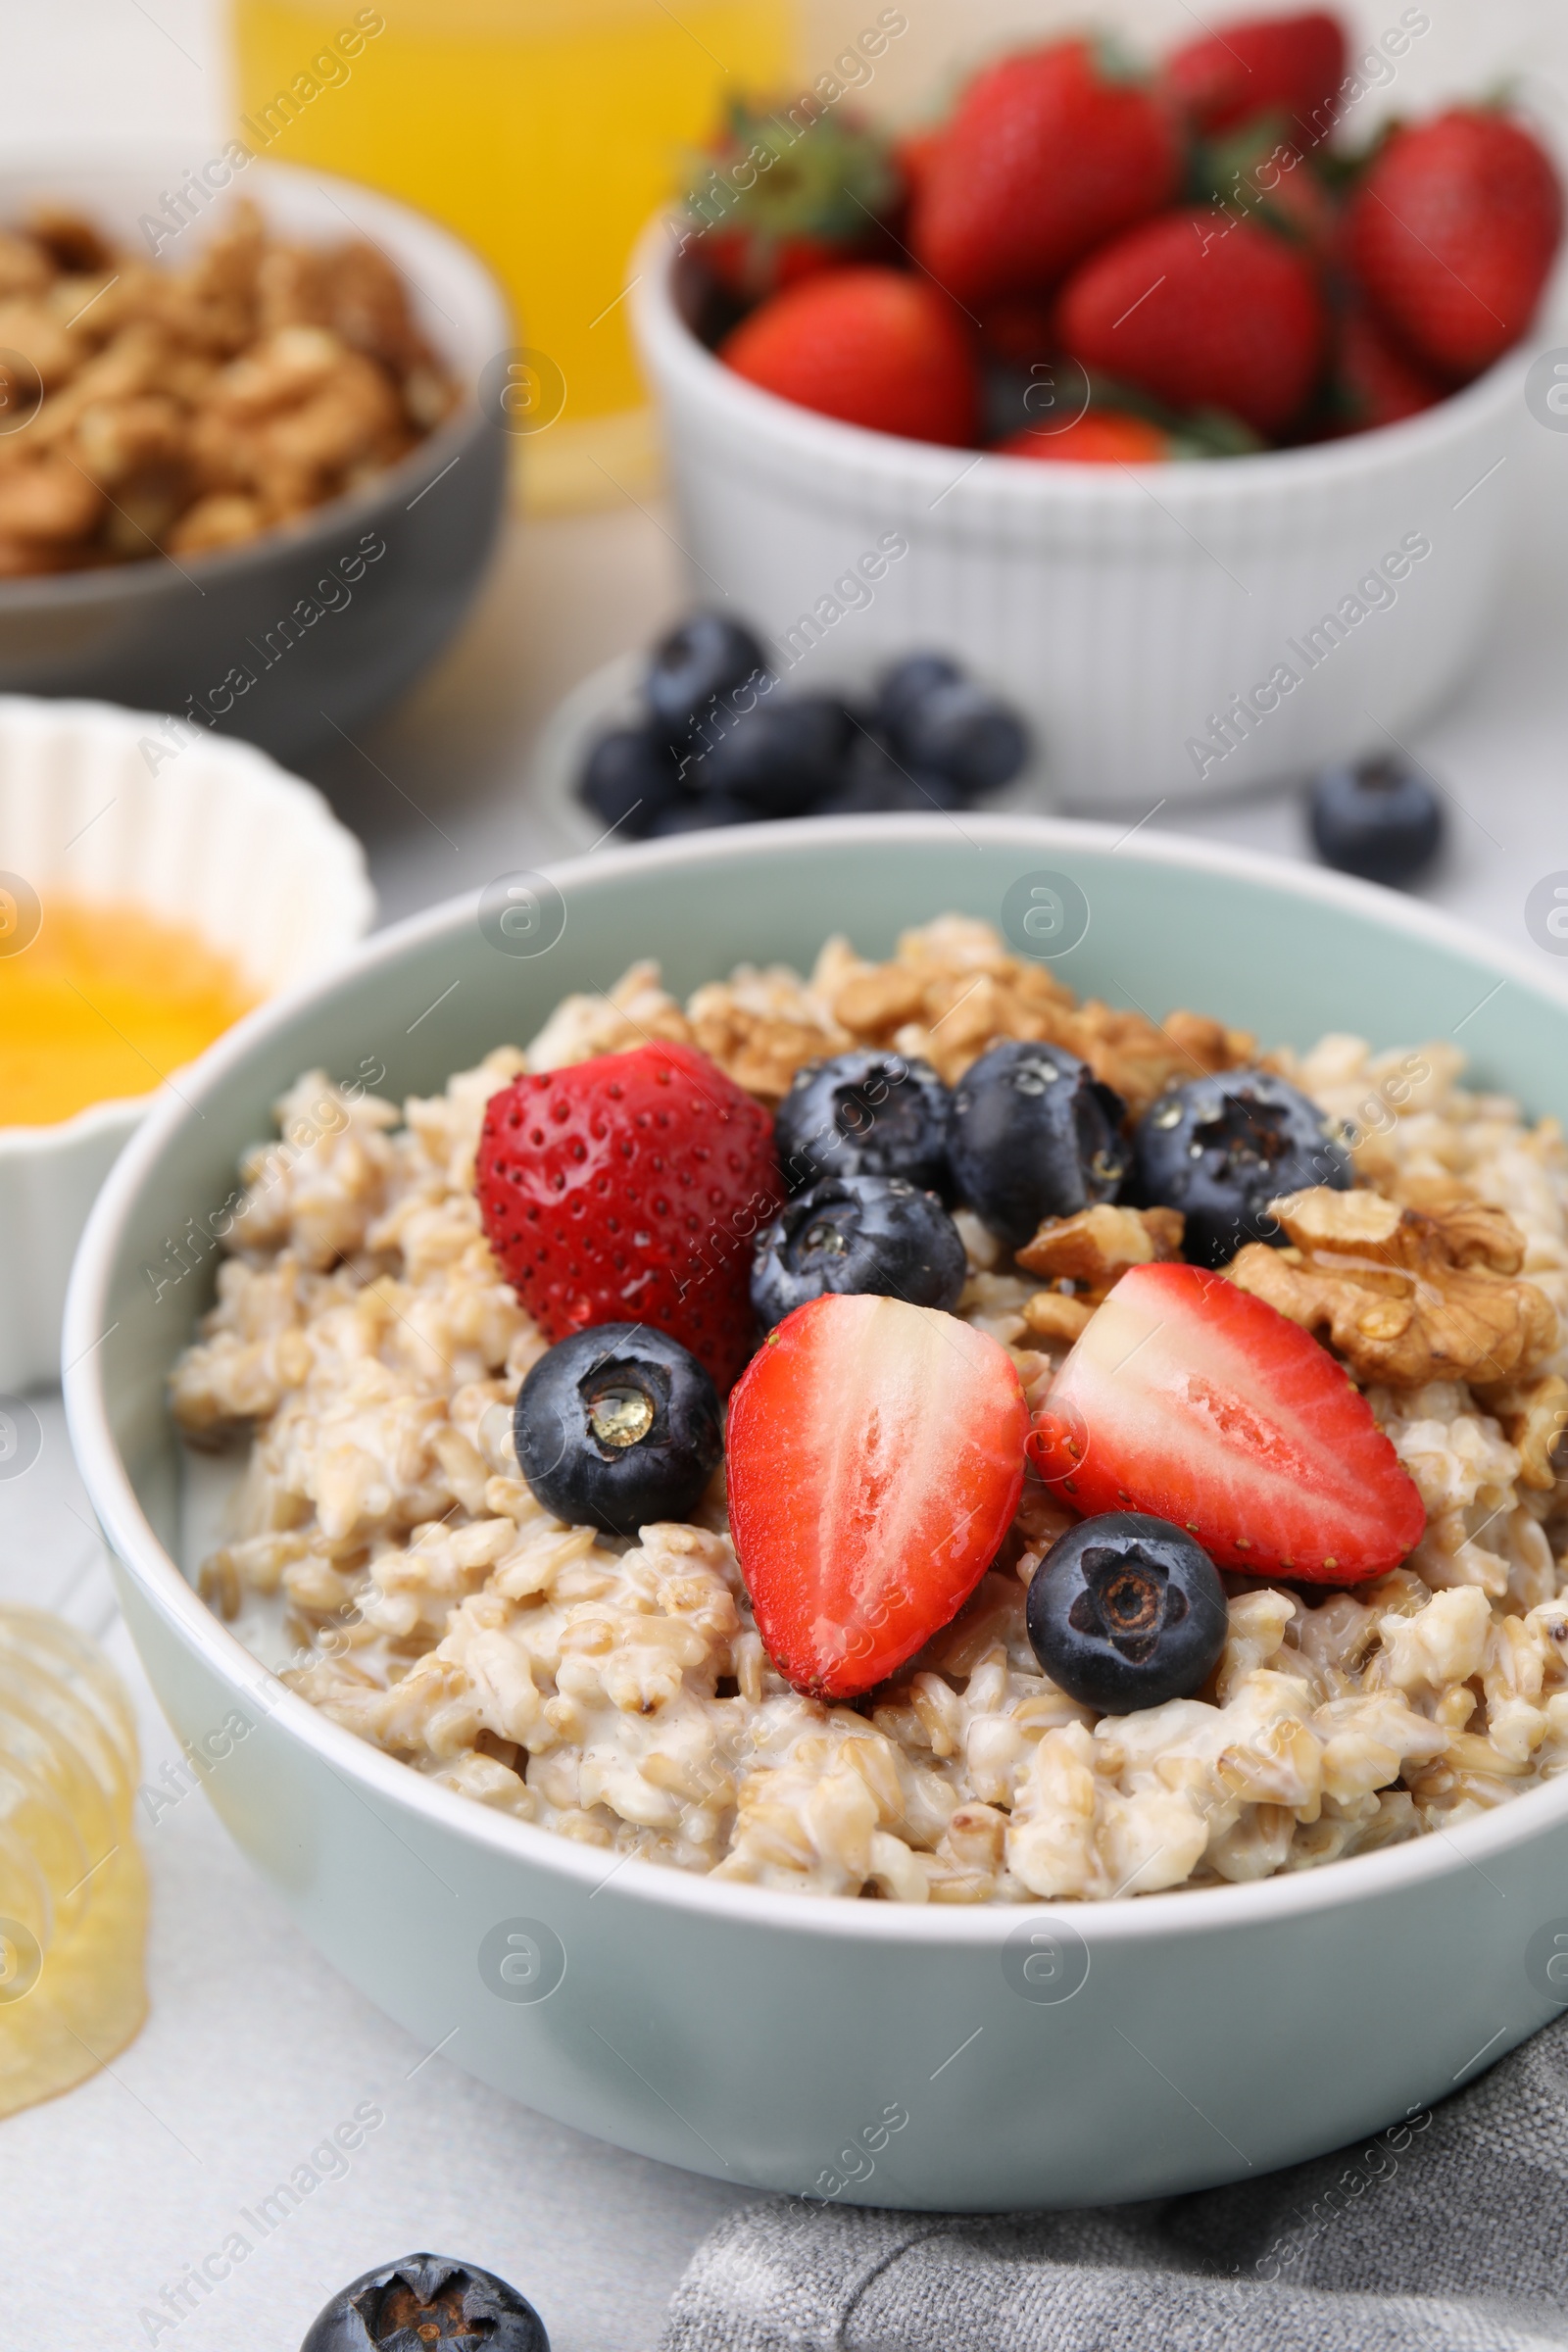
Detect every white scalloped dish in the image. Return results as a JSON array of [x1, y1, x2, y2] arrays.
[[0, 696, 372, 1388]]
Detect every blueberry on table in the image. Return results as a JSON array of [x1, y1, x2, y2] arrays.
[[752, 1173, 966, 1327], [947, 1041, 1127, 1252], [776, 1049, 952, 1195], [1308, 754, 1444, 885], [300, 2253, 549, 2350], [646, 610, 769, 736], [1131, 1069, 1350, 1270], [514, 1325, 722, 1535], [875, 651, 962, 736], [577, 726, 679, 835], [696, 696, 851, 814], [1026, 1512, 1228, 1714], [642, 793, 759, 836], [888, 677, 1030, 795]]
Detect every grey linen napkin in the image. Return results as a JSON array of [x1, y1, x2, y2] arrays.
[[661, 2014, 1568, 2352]]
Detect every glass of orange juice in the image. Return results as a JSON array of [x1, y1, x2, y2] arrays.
[[230, 0, 794, 510]]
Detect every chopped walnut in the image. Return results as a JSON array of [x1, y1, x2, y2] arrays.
[[0, 196, 455, 571], [686, 961, 847, 1102], [1471, 1372, 1568, 1491], [1016, 1203, 1183, 1347], [1020, 1291, 1097, 1345], [813, 916, 1253, 1108], [1017, 1203, 1184, 1290], [1228, 1186, 1559, 1388]]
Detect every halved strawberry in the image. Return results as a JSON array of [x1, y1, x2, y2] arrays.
[[475, 1041, 781, 1393], [726, 1294, 1029, 1697], [1027, 1261, 1424, 1582]]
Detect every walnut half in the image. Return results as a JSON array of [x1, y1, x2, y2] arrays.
[[1227, 1186, 1558, 1389]]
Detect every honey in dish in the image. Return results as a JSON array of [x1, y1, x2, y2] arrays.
[[0, 896, 256, 1127]]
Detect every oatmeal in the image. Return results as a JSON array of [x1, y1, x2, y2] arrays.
[[171, 919, 1568, 1902]]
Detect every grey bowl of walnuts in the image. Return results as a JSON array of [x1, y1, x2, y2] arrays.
[[0, 155, 511, 760]]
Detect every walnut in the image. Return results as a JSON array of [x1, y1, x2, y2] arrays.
[[1016, 1202, 1184, 1289], [327, 240, 438, 375], [26, 207, 115, 274], [1471, 1373, 1568, 1491], [685, 965, 846, 1102], [817, 916, 1253, 1109], [686, 1003, 843, 1102], [0, 453, 101, 543], [1016, 1203, 1183, 1349], [0, 195, 454, 569], [830, 962, 926, 1035], [166, 491, 268, 555], [1227, 1186, 1558, 1388], [1020, 1292, 1096, 1345], [0, 229, 51, 298]]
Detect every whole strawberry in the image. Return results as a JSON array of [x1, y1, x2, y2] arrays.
[[1330, 299, 1445, 432], [476, 1041, 781, 1392], [997, 411, 1172, 464], [1198, 117, 1342, 261], [910, 39, 1181, 309], [1057, 209, 1328, 438], [684, 102, 901, 303], [719, 267, 979, 445], [1166, 11, 1348, 141], [1346, 109, 1564, 383]]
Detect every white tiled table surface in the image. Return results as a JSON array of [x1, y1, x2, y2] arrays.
[[4, 3, 1568, 2346]]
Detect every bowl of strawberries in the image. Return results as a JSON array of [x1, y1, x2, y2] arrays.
[[633, 10, 1563, 808]]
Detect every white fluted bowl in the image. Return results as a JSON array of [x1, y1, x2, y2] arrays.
[[0, 697, 372, 1389], [632, 223, 1530, 808]]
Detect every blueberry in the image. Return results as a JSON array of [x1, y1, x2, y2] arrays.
[[875, 652, 962, 736], [577, 726, 679, 836], [889, 677, 1030, 794], [1025, 1512, 1228, 1714], [1307, 754, 1444, 885], [947, 1041, 1127, 1252], [647, 611, 769, 737], [513, 1324, 722, 1536], [642, 794, 759, 836], [692, 695, 851, 815], [300, 2253, 549, 2351], [1131, 1069, 1350, 1270], [751, 1173, 966, 1328], [814, 733, 968, 814], [775, 1049, 952, 1195]]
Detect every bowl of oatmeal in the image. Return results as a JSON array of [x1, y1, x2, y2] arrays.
[[62, 816, 1568, 2210], [0, 154, 509, 759]]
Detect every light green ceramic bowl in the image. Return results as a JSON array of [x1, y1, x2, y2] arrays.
[[64, 817, 1568, 2211]]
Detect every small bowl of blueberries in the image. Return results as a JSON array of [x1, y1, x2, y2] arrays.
[[565, 611, 1037, 843]]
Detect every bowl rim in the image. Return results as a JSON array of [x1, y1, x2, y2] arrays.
[[0, 155, 511, 611], [631, 213, 1531, 506], [0, 691, 374, 1161], [64, 812, 1568, 1949]]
